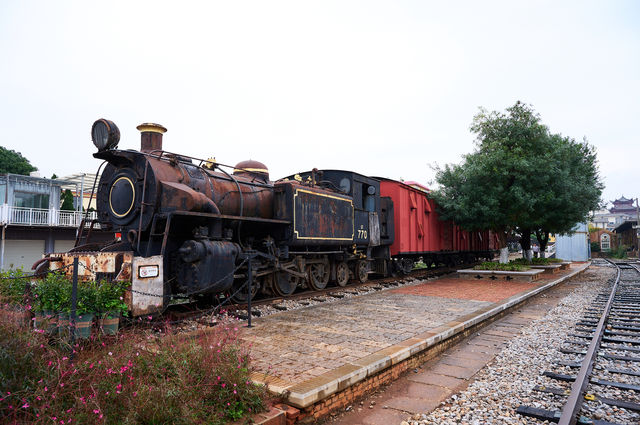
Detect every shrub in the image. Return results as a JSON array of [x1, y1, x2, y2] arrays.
[[33, 272, 71, 312], [510, 257, 564, 266], [473, 261, 529, 271], [610, 244, 629, 259], [32, 272, 70, 313], [33, 276, 126, 316], [95, 281, 129, 316], [0, 313, 266, 424], [0, 268, 30, 306], [591, 241, 601, 252], [413, 261, 428, 270]]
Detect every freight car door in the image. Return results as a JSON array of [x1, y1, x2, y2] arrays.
[[442, 221, 453, 251]]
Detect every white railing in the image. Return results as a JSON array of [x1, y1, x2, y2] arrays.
[[0, 205, 100, 228]]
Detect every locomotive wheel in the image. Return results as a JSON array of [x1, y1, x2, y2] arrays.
[[267, 271, 299, 297], [229, 278, 259, 303], [307, 263, 330, 290], [335, 262, 349, 287], [356, 260, 369, 283]]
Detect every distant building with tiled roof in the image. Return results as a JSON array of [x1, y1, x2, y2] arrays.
[[591, 196, 637, 232], [610, 196, 636, 214]]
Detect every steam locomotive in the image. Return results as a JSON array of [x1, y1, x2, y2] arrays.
[[41, 120, 496, 316]]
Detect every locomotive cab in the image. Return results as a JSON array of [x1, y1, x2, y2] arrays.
[[286, 170, 386, 248]]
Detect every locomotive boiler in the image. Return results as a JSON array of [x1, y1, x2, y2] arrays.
[[42, 119, 495, 317]]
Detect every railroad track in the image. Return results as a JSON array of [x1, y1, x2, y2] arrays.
[[159, 262, 477, 324], [517, 259, 640, 424]]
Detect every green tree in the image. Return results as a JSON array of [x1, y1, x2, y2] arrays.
[[531, 135, 603, 255], [0, 146, 37, 175], [432, 101, 603, 262], [60, 189, 75, 211]]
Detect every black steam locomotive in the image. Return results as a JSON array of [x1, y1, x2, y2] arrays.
[[43, 119, 492, 317], [43, 120, 394, 316]]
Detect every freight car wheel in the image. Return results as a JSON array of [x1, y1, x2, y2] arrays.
[[335, 262, 349, 287], [307, 263, 330, 290], [401, 258, 413, 274], [356, 260, 369, 283]]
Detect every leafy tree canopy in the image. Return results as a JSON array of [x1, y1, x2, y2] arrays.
[[432, 101, 603, 254], [60, 189, 75, 211], [0, 146, 37, 175]]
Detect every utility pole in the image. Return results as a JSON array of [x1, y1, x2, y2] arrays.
[[636, 198, 640, 259]]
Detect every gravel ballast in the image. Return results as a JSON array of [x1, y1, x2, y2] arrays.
[[412, 263, 640, 425]]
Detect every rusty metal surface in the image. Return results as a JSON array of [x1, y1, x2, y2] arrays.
[[131, 255, 165, 316], [274, 181, 354, 246], [49, 251, 133, 280], [95, 150, 276, 235]]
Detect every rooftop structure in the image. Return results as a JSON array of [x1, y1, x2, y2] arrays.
[[591, 197, 638, 232], [610, 196, 636, 214]]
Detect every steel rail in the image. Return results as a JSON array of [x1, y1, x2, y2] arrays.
[[558, 259, 622, 425]]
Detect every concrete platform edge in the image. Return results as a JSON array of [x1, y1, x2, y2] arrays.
[[282, 262, 590, 409]]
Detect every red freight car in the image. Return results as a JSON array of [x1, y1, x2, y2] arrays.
[[379, 178, 493, 271]]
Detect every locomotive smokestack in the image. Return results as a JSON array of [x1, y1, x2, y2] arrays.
[[136, 123, 167, 153]]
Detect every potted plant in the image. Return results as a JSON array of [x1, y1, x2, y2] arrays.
[[71, 280, 98, 340], [96, 280, 129, 335], [41, 273, 73, 338]]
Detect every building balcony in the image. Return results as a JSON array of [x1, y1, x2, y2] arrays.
[[0, 204, 100, 228]]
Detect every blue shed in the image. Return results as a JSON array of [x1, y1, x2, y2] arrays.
[[555, 223, 590, 261]]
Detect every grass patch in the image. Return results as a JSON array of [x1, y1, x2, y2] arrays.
[[0, 309, 267, 424], [510, 257, 564, 266], [473, 262, 529, 271]]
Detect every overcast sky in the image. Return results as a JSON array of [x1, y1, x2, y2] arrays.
[[1, 1, 638, 206]]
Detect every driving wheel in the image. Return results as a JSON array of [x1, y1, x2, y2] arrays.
[[307, 262, 330, 290], [335, 262, 349, 287], [356, 260, 369, 283]]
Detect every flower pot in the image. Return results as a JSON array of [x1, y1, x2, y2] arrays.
[[73, 313, 94, 339], [99, 312, 120, 335]]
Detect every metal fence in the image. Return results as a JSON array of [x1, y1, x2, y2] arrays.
[[0, 205, 99, 228]]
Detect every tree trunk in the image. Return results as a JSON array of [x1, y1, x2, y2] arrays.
[[536, 230, 550, 259], [519, 229, 532, 261], [499, 247, 509, 263], [498, 230, 509, 264]]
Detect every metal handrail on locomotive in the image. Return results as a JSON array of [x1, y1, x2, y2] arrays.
[[39, 119, 496, 317]]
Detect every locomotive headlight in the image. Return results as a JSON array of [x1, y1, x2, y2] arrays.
[[91, 119, 120, 151]]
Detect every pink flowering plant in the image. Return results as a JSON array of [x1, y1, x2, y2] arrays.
[[0, 310, 266, 424]]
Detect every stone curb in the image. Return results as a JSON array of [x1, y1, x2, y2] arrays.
[[279, 262, 590, 408]]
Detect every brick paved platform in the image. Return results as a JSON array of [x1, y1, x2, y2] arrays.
[[240, 262, 590, 413]]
